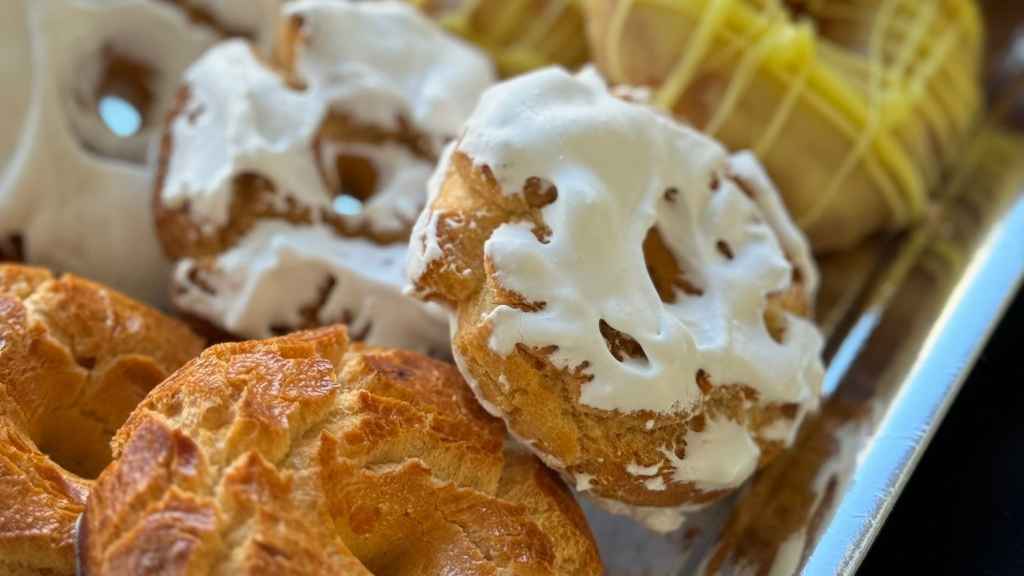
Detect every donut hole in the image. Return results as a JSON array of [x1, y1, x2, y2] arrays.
[[0, 234, 24, 262], [35, 411, 116, 480], [33, 357, 168, 479], [599, 319, 649, 366], [98, 94, 143, 137], [643, 227, 704, 302], [716, 240, 735, 260], [329, 153, 380, 217], [74, 50, 155, 161]]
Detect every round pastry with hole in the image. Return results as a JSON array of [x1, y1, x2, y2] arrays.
[[0, 0, 279, 305], [408, 0, 589, 76], [79, 325, 603, 575], [0, 1, 32, 241], [155, 0, 494, 353], [408, 68, 825, 532], [0, 264, 203, 575], [585, 0, 983, 252]]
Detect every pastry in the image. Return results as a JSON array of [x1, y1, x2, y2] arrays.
[[0, 0, 278, 305], [408, 67, 825, 532], [155, 0, 494, 353], [79, 325, 603, 574], [0, 0, 31, 223], [0, 264, 203, 575], [586, 0, 984, 251], [410, 0, 589, 76]]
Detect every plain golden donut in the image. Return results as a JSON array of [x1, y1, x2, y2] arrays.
[[0, 265, 203, 575], [79, 325, 603, 574]]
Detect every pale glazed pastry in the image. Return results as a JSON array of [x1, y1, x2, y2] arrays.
[[0, 0, 32, 203], [408, 68, 825, 532], [156, 0, 494, 353], [0, 0, 279, 305], [586, 0, 984, 252], [79, 325, 603, 575], [0, 264, 203, 576], [408, 0, 589, 76]]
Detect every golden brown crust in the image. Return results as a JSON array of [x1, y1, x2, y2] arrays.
[[82, 326, 602, 575], [584, 0, 983, 252], [0, 264, 204, 576], [412, 151, 815, 509], [412, 0, 589, 77]]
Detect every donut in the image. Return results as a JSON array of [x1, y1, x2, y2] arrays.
[[0, 0, 278, 305], [0, 264, 203, 575], [585, 0, 984, 251], [407, 68, 825, 532], [409, 0, 589, 76], [79, 325, 604, 574], [155, 0, 494, 353], [0, 0, 31, 195]]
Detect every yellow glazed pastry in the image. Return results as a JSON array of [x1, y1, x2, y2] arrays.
[[586, 0, 984, 251], [410, 0, 589, 75]]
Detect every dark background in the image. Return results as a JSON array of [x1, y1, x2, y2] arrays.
[[860, 290, 1024, 574]]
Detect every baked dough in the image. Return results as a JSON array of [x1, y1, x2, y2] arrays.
[[0, 264, 203, 575], [155, 1, 494, 353], [0, 0, 278, 304], [586, 0, 984, 251], [410, 0, 589, 76], [79, 325, 603, 574], [408, 67, 825, 532]]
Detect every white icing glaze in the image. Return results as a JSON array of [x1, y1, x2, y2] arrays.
[[729, 151, 819, 296], [174, 220, 449, 351], [162, 39, 324, 229], [575, 473, 595, 492], [409, 67, 824, 525], [660, 418, 761, 492], [163, 1, 493, 348], [644, 477, 667, 491], [288, 0, 493, 149], [0, 0, 224, 304], [412, 66, 824, 414], [626, 462, 662, 477]]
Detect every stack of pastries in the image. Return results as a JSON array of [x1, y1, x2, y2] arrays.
[[0, 0, 983, 574]]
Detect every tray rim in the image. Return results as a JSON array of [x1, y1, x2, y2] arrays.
[[803, 192, 1024, 575]]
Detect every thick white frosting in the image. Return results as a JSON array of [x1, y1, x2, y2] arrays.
[[288, 0, 493, 148], [0, 0, 226, 304], [174, 220, 449, 352], [410, 68, 825, 528], [162, 1, 494, 349]]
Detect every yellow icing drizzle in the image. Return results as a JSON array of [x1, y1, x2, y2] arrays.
[[594, 0, 984, 250], [408, 0, 589, 76]]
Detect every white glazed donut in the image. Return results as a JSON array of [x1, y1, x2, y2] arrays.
[[0, 0, 32, 190], [154, 0, 495, 352], [409, 67, 825, 531], [0, 0, 278, 305]]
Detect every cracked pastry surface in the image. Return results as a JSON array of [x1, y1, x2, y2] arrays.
[[408, 67, 825, 532], [0, 264, 203, 576], [155, 0, 494, 353], [79, 325, 603, 575]]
